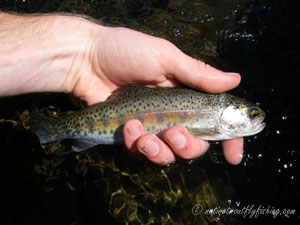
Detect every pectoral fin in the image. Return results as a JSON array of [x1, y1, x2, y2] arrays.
[[71, 139, 100, 152], [186, 128, 217, 139]]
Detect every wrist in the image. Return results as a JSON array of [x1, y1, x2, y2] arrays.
[[0, 13, 101, 97]]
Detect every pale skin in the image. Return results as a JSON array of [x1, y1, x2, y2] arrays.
[[0, 13, 243, 165]]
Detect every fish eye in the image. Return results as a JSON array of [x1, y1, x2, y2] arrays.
[[249, 108, 260, 119]]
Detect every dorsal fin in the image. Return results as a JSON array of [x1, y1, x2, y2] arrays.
[[105, 86, 147, 101]]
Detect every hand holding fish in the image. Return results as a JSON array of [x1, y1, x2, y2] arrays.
[[0, 13, 244, 165], [82, 20, 244, 165]]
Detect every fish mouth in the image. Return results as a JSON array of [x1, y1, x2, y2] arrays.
[[241, 117, 266, 137], [252, 121, 266, 134]]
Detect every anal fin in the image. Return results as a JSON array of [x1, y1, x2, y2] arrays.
[[71, 139, 100, 152]]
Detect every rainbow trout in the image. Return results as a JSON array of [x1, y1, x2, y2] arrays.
[[30, 86, 265, 151]]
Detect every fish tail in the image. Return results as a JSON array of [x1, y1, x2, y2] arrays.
[[30, 109, 59, 144]]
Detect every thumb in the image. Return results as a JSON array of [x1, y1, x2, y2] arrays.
[[162, 45, 241, 93]]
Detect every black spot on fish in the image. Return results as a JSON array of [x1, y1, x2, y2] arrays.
[[110, 129, 114, 134], [74, 122, 80, 129], [103, 130, 107, 135], [86, 117, 95, 128], [98, 131, 102, 135]]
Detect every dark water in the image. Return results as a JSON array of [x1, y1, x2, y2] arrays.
[[0, 0, 299, 224]]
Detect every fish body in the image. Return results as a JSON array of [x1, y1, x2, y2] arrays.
[[30, 86, 265, 151]]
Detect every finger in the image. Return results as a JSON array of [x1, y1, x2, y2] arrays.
[[123, 119, 144, 156], [222, 138, 244, 165], [160, 43, 241, 93], [164, 126, 210, 159], [136, 133, 176, 165]]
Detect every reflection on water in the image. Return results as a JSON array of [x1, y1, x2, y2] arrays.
[[0, 0, 299, 224]]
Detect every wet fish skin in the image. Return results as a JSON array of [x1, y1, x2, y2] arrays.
[[30, 86, 265, 151]]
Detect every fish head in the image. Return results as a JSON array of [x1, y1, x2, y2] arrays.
[[218, 96, 266, 138]]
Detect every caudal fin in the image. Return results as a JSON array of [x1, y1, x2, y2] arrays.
[[30, 110, 59, 144]]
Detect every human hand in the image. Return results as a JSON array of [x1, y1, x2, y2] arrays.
[[70, 26, 243, 165]]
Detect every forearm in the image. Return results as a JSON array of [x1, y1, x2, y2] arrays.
[[0, 13, 99, 97]]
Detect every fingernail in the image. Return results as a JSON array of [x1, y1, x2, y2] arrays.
[[166, 131, 187, 149], [139, 139, 159, 156], [126, 126, 141, 140], [225, 72, 240, 76]]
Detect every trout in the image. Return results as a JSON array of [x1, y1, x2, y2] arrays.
[[30, 86, 265, 151]]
